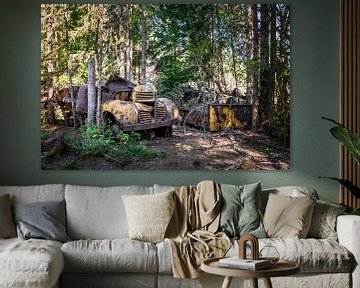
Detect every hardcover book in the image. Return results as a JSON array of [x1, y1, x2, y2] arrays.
[[218, 257, 271, 270]]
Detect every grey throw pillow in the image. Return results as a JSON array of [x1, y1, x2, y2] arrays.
[[218, 182, 266, 238], [12, 200, 70, 243], [0, 194, 17, 238], [307, 200, 347, 240]]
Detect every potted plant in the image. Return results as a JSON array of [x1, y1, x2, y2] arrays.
[[320, 117, 360, 215]]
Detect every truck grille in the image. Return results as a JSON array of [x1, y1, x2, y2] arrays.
[[135, 92, 155, 102], [155, 102, 166, 121], [138, 111, 152, 123]]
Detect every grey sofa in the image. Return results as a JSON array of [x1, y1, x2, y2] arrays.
[[0, 184, 359, 288]]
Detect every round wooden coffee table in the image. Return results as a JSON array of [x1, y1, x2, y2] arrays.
[[201, 257, 300, 288]]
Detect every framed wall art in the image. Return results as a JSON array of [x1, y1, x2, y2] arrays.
[[40, 4, 290, 170]]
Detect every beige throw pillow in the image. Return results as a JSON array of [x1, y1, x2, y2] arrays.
[[0, 194, 17, 238], [263, 193, 316, 238], [122, 191, 175, 243]]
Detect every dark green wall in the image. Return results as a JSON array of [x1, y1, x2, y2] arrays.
[[0, 0, 340, 202]]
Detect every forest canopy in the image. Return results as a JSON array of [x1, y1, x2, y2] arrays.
[[41, 3, 290, 140]]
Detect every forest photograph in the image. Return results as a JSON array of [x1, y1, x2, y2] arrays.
[[40, 4, 291, 170]]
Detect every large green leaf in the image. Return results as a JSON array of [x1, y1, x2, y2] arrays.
[[318, 177, 360, 199], [323, 117, 360, 165]]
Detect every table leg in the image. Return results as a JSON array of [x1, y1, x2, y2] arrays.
[[251, 278, 258, 288], [263, 277, 273, 288], [221, 276, 233, 288]]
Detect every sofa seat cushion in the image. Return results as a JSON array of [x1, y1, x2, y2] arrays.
[[157, 238, 354, 274], [61, 239, 158, 273], [0, 238, 64, 288], [228, 238, 354, 273]]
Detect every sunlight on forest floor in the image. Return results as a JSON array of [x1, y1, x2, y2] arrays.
[[41, 125, 289, 170]]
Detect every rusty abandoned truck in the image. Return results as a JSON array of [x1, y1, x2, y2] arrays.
[[101, 77, 180, 136], [42, 76, 180, 136]]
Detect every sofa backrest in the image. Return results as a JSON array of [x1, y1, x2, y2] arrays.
[[65, 184, 154, 240], [0, 184, 65, 204], [153, 184, 176, 194]]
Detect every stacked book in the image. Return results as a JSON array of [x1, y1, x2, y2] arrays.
[[218, 257, 271, 270]]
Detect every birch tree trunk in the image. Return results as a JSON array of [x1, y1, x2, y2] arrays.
[[141, 4, 147, 85], [87, 56, 96, 125], [125, 6, 132, 81], [46, 5, 56, 125], [64, 7, 77, 128]]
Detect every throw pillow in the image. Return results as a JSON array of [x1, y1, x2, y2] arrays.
[[263, 193, 316, 238], [307, 200, 347, 240], [218, 182, 266, 238], [122, 191, 175, 243], [0, 194, 17, 238], [12, 200, 70, 243]]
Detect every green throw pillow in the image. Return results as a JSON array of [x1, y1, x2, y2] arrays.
[[218, 182, 266, 238]]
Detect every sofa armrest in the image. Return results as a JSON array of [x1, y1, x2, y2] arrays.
[[337, 215, 360, 288]]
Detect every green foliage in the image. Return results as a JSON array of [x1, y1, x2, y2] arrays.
[[77, 124, 162, 161], [323, 118, 360, 165], [351, 208, 360, 215], [80, 125, 119, 156], [62, 132, 80, 149], [320, 117, 360, 199], [41, 129, 54, 140]]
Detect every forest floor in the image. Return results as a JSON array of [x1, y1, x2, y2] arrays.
[[41, 125, 290, 170]]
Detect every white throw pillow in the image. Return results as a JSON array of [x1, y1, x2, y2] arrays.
[[122, 191, 175, 243]]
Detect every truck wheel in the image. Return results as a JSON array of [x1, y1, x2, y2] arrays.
[[155, 125, 172, 137]]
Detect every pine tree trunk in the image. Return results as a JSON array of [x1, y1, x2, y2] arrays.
[[251, 4, 259, 131], [87, 57, 96, 125], [259, 4, 270, 126], [268, 5, 277, 129]]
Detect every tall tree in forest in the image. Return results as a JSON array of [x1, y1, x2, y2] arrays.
[[87, 57, 96, 124], [250, 4, 259, 131], [140, 4, 147, 84], [94, 4, 107, 125], [227, 4, 239, 90], [259, 4, 270, 127], [63, 6, 77, 128], [268, 5, 277, 128], [124, 6, 133, 81], [44, 5, 56, 125], [277, 4, 291, 145]]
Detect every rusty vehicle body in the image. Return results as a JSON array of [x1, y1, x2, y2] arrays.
[[102, 77, 180, 136], [41, 86, 80, 126], [42, 76, 180, 135], [182, 96, 252, 132]]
